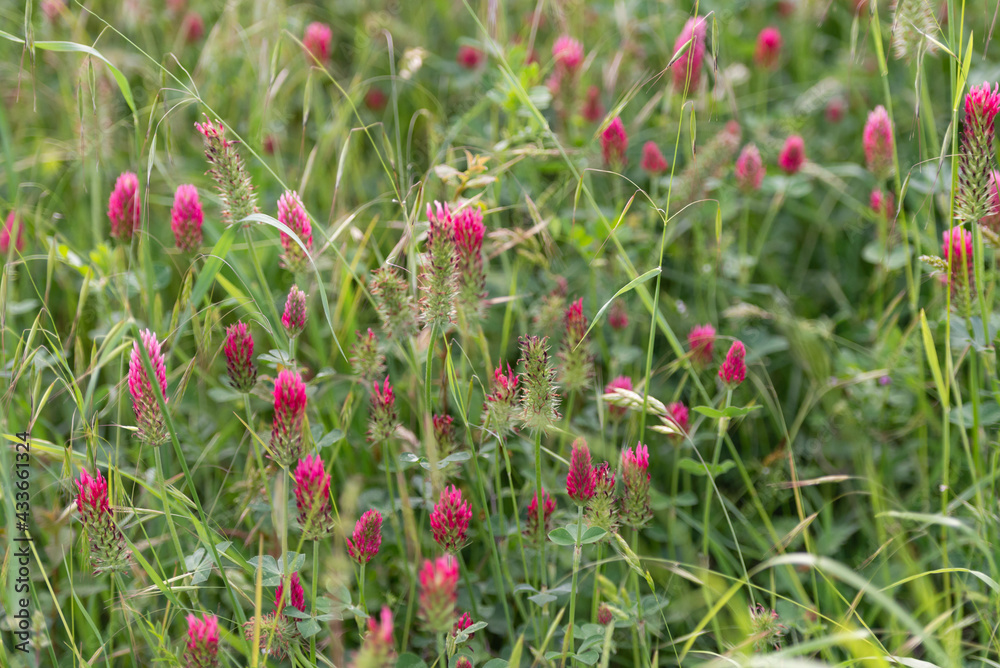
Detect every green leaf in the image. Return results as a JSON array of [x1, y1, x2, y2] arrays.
[[692, 405, 760, 419], [296, 618, 321, 638], [574, 651, 600, 666], [395, 653, 428, 668], [482, 660, 509, 668], [527, 592, 557, 606], [580, 526, 607, 544], [920, 309, 948, 410], [548, 527, 576, 546], [677, 458, 736, 477], [0, 32, 137, 115]]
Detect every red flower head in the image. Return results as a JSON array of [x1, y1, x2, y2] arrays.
[[170, 184, 203, 252], [347, 509, 383, 565], [1, 211, 25, 254], [942, 226, 974, 279], [418, 555, 460, 634], [224, 321, 257, 393], [353, 607, 395, 667], [275, 572, 306, 614], [640, 141, 669, 175], [108, 171, 141, 241], [870, 188, 895, 221], [129, 329, 168, 445], [688, 323, 716, 366], [368, 376, 399, 444], [964, 82, 1000, 135], [826, 97, 846, 123], [457, 45, 485, 69], [278, 190, 313, 272], [483, 361, 520, 435], [552, 36, 584, 73], [526, 488, 556, 540], [671, 16, 708, 90], [282, 285, 308, 338], [598, 604, 613, 625], [735, 144, 764, 192], [754, 27, 782, 70], [430, 485, 473, 552], [566, 438, 596, 505], [184, 614, 219, 668], [778, 135, 805, 174], [294, 454, 333, 539], [365, 88, 388, 113], [271, 369, 308, 467], [863, 106, 894, 179], [452, 612, 475, 639], [181, 11, 204, 43], [608, 299, 629, 330], [666, 401, 689, 435], [601, 117, 628, 167], [303, 22, 332, 63], [719, 340, 747, 387], [76, 468, 130, 572], [620, 443, 652, 528]]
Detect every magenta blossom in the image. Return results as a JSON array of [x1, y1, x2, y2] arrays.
[[671, 16, 708, 90], [347, 509, 383, 565], [108, 171, 141, 241], [778, 135, 805, 174], [719, 340, 747, 387], [430, 485, 473, 552], [754, 27, 782, 69], [640, 141, 668, 174], [552, 36, 584, 73], [303, 22, 332, 63], [566, 438, 596, 505], [601, 117, 628, 167], [171, 184, 203, 252]]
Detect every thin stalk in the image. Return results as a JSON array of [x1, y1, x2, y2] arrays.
[[561, 505, 585, 667], [534, 429, 546, 590]]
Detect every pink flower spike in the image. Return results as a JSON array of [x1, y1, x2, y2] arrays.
[[108, 171, 141, 241], [964, 82, 1000, 133], [184, 614, 220, 668], [368, 376, 398, 444], [275, 572, 306, 614], [1, 211, 25, 254], [735, 144, 765, 192], [719, 340, 747, 387], [430, 485, 473, 552], [129, 329, 168, 446], [354, 606, 395, 667], [688, 323, 716, 366], [640, 141, 669, 175], [452, 612, 475, 639], [601, 117, 628, 167], [671, 16, 708, 90], [754, 27, 782, 70], [863, 106, 894, 179], [620, 443, 652, 528], [870, 188, 895, 221], [552, 35, 584, 73], [418, 555, 460, 634], [457, 45, 485, 69], [76, 468, 131, 572], [777, 135, 805, 174], [566, 438, 596, 506], [270, 369, 308, 467], [526, 488, 556, 539], [294, 454, 333, 538], [181, 11, 204, 43], [278, 190, 313, 272], [666, 401, 689, 435], [303, 22, 332, 63], [224, 321, 257, 393], [282, 285, 308, 338], [347, 509, 383, 564], [171, 184, 203, 252]]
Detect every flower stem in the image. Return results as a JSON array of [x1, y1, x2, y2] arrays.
[[562, 505, 584, 667], [534, 429, 546, 591]]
